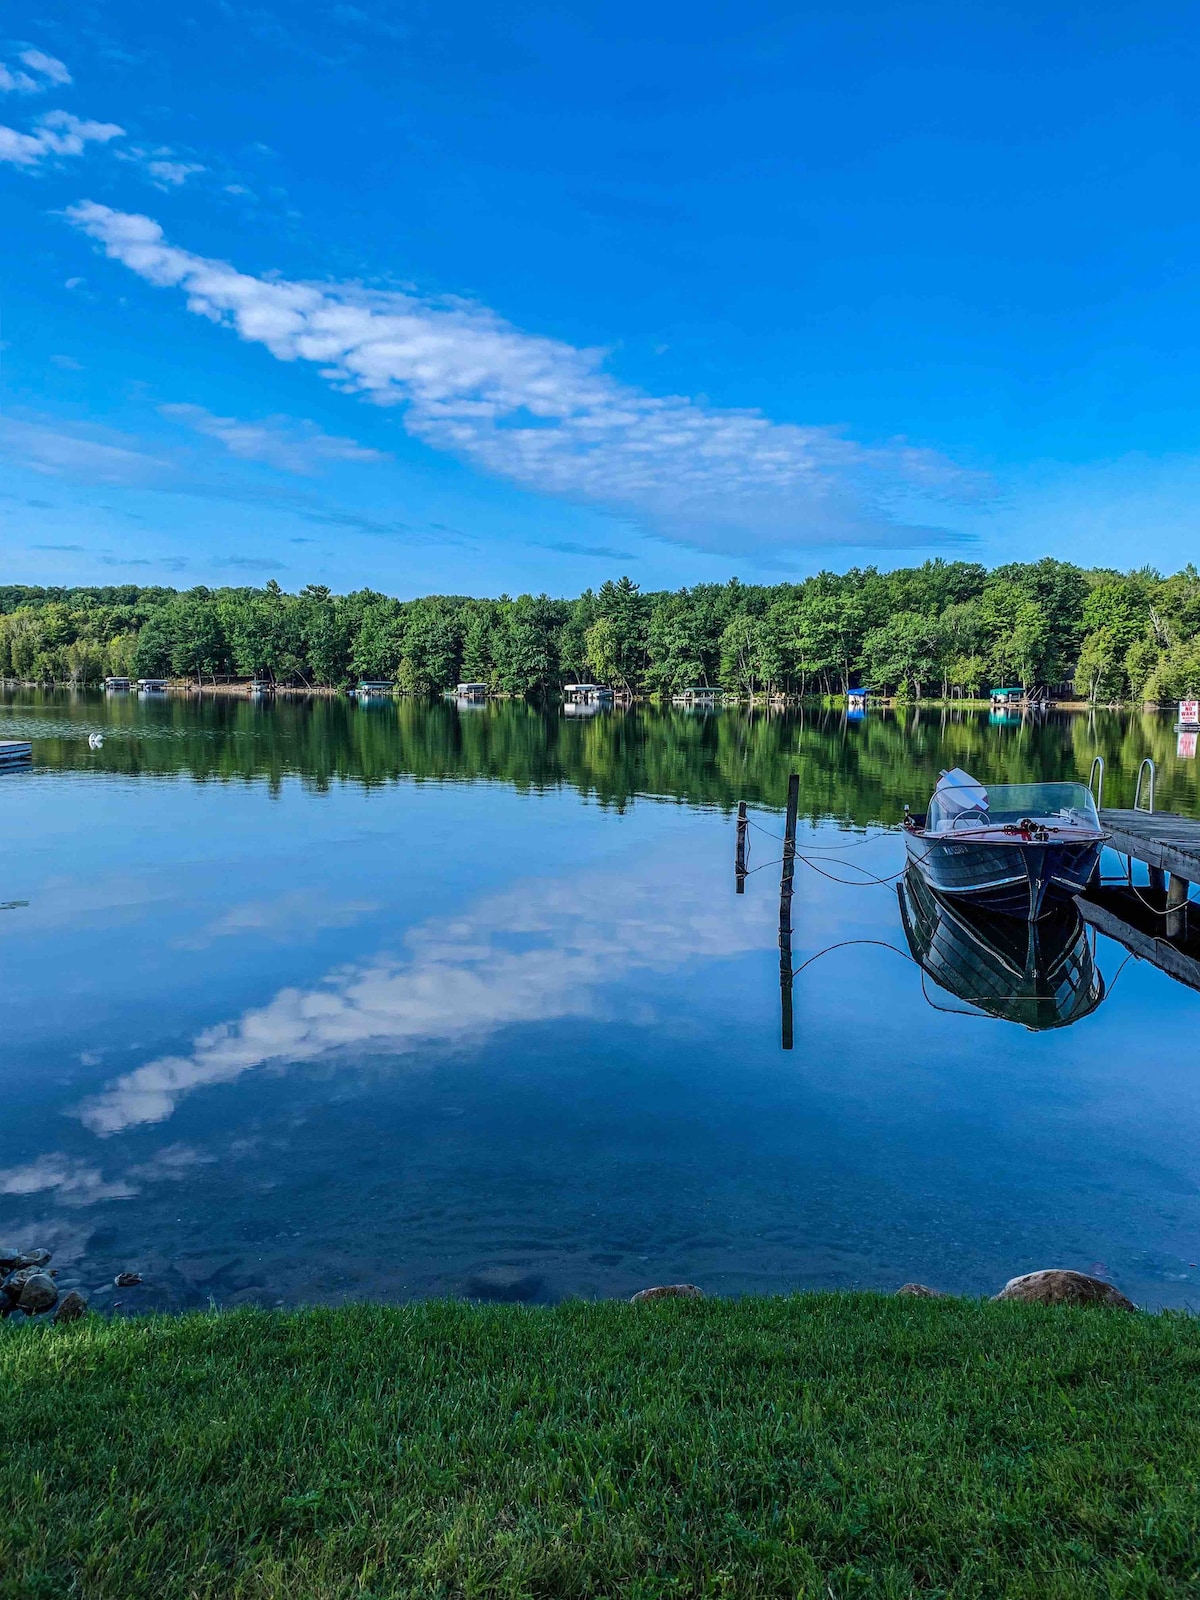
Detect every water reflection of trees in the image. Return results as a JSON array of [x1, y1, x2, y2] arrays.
[[3, 694, 1196, 823]]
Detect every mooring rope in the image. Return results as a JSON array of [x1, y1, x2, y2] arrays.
[[785, 936, 1138, 1020]]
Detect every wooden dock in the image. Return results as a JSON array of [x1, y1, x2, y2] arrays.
[[1095, 808, 1200, 940], [1100, 809, 1200, 881]]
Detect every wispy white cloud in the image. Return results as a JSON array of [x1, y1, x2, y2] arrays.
[[160, 402, 387, 474], [0, 412, 429, 543], [0, 49, 71, 94], [0, 416, 167, 483], [147, 157, 205, 186], [0, 64, 40, 93], [114, 144, 207, 188], [0, 109, 122, 167], [66, 202, 988, 555], [216, 554, 286, 571], [19, 49, 72, 86]]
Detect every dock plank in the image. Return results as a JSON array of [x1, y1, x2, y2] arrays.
[[1099, 809, 1200, 881]]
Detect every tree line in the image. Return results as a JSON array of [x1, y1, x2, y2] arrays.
[[1, 558, 1198, 701]]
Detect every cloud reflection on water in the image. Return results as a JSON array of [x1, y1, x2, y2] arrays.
[[78, 855, 778, 1137], [0, 1155, 137, 1204]]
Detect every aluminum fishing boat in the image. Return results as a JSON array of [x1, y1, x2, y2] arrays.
[[902, 768, 1104, 919], [898, 864, 1104, 1029]]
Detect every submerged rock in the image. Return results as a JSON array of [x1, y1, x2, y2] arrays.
[[16, 1273, 58, 1314], [114, 1272, 143, 1288], [994, 1269, 1135, 1310], [463, 1269, 545, 1304], [896, 1283, 946, 1298], [630, 1284, 705, 1305], [2, 1267, 42, 1302], [0, 1247, 50, 1273], [53, 1290, 89, 1324]]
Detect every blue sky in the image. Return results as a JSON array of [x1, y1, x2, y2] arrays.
[[2, 1, 1199, 595]]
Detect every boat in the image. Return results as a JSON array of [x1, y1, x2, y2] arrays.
[[0, 740, 32, 770], [898, 865, 1105, 1030], [903, 768, 1104, 919]]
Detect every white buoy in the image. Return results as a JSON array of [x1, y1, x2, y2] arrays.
[[88, 733, 104, 750]]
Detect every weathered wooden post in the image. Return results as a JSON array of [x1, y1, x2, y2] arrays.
[[779, 772, 800, 1050], [1166, 874, 1190, 940], [735, 800, 747, 893]]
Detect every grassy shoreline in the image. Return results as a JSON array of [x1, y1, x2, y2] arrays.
[[4, 1294, 1200, 1598]]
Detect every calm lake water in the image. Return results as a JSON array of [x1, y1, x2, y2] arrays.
[[3, 691, 1200, 1311]]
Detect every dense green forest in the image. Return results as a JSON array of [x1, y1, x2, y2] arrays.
[[2, 558, 1199, 701]]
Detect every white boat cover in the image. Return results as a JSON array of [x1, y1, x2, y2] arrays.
[[933, 768, 989, 821]]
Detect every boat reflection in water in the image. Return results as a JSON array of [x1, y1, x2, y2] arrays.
[[898, 866, 1105, 1030]]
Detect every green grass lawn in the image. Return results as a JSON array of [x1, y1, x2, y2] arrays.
[[3, 1294, 1199, 1599]]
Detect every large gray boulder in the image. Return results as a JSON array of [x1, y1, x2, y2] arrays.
[[15, 1273, 58, 1314], [2, 1266, 44, 1303], [53, 1290, 89, 1324], [993, 1269, 1135, 1310]]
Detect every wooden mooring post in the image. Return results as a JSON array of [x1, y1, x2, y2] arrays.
[[1167, 874, 1190, 940], [779, 772, 799, 1051], [735, 800, 748, 893]]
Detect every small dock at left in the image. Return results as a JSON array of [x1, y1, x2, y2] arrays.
[[0, 740, 32, 770]]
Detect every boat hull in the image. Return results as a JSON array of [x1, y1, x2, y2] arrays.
[[903, 830, 1102, 918]]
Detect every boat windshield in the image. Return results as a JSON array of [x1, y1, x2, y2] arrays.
[[927, 781, 1098, 833]]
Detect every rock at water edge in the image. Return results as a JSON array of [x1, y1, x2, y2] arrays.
[[993, 1269, 1135, 1310], [630, 1284, 705, 1305], [16, 1273, 58, 1314], [0, 1247, 51, 1275], [896, 1283, 946, 1298], [2, 1266, 43, 1303], [53, 1290, 89, 1324]]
